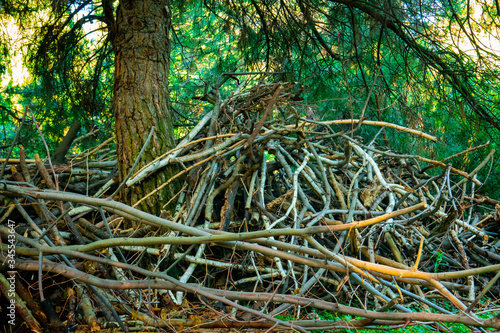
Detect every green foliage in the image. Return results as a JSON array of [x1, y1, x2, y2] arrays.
[[433, 251, 446, 273], [276, 308, 499, 333], [0, 1, 114, 156], [275, 314, 294, 321]]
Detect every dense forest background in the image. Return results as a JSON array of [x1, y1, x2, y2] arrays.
[[0, 0, 499, 195]]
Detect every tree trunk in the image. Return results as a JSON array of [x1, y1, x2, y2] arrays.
[[112, 0, 178, 217]]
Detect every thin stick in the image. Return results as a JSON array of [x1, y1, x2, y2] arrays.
[[108, 126, 155, 200], [0, 109, 27, 179], [411, 236, 424, 271], [29, 109, 59, 190], [279, 119, 437, 142]]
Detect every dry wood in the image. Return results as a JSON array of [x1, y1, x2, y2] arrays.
[[1, 81, 499, 332]]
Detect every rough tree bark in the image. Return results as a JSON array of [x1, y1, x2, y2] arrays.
[[112, 0, 178, 218]]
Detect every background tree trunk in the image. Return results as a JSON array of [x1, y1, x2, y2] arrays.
[[112, 0, 178, 217]]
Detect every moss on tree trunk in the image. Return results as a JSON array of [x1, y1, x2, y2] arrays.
[[112, 0, 178, 219]]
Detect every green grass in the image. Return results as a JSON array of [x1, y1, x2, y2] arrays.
[[275, 308, 499, 333]]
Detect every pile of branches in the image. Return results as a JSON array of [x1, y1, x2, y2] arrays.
[[1, 82, 500, 332]]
